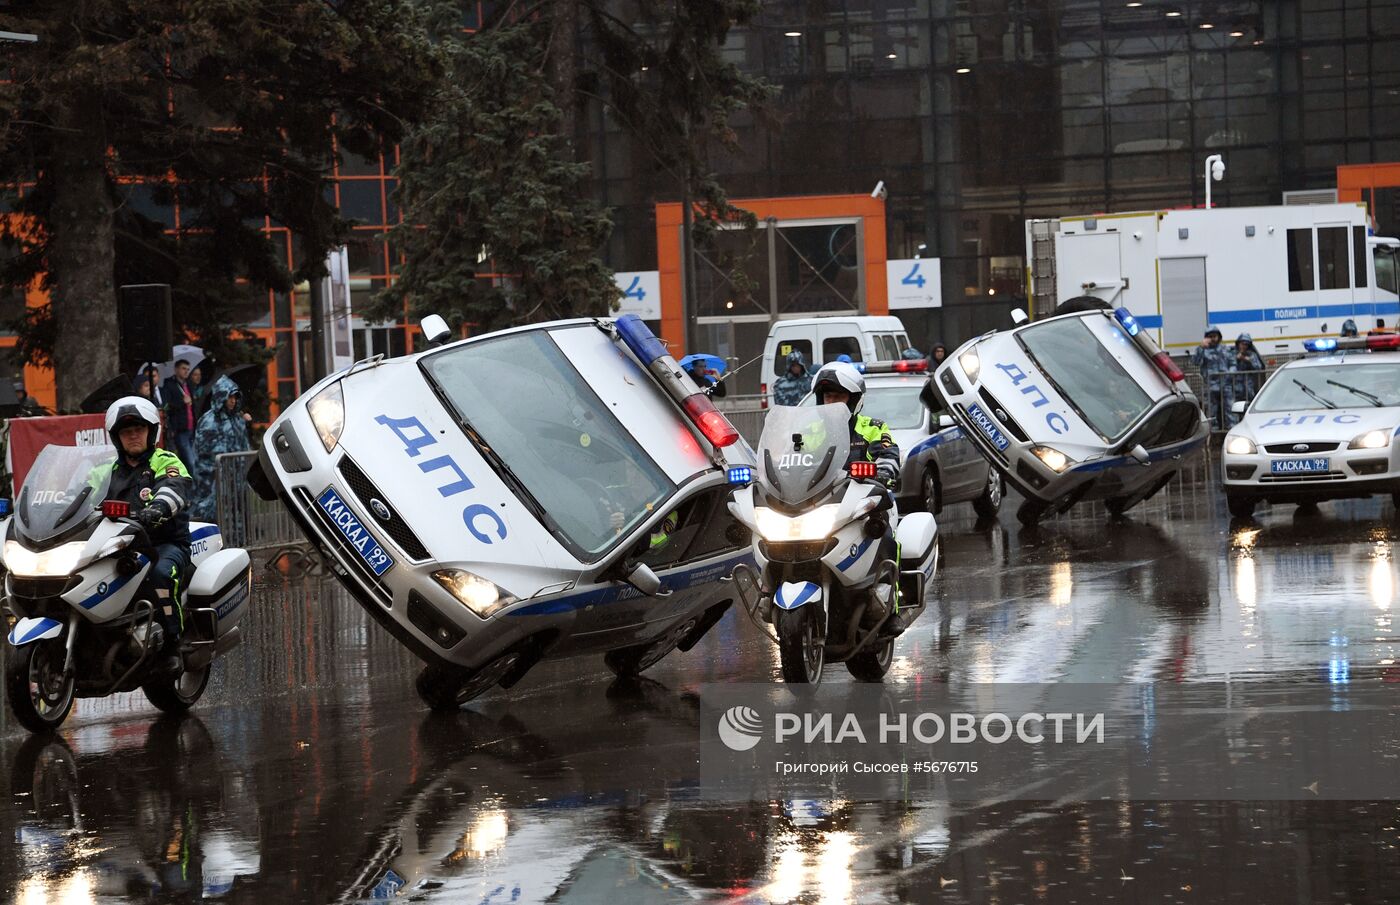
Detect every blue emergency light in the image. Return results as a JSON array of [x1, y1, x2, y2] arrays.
[[0, 499, 9, 517], [1304, 338, 1338, 353], [615, 314, 668, 366], [727, 465, 753, 484], [1113, 307, 1141, 337]]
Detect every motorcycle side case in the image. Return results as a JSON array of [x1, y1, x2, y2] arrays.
[[187, 548, 252, 634], [895, 512, 938, 568]]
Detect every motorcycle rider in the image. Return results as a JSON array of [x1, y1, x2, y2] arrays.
[[100, 397, 194, 673], [810, 362, 902, 608]]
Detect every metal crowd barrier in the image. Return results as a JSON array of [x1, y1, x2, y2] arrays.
[[213, 450, 303, 551]]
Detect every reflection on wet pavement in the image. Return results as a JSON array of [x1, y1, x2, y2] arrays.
[[5, 456, 1400, 903]]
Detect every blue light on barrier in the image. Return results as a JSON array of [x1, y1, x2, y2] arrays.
[[1113, 307, 1141, 337], [1304, 338, 1338, 353], [727, 465, 753, 484], [615, 314, 668, 365]]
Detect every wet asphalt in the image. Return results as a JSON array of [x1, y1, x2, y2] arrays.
[[5, 456, 1400, 904]]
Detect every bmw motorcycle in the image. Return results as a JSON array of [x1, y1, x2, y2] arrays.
[[727, 404, 940, 683], [2, 444, 252, 732]]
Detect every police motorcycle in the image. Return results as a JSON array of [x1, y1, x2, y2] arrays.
[[2, 444, 251, 732], [726, 404, 940, 683]]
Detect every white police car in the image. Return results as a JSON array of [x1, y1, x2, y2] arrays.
[[1222, 335, 1400, 518], [800, 359, 1002, 517], [930, 304, 1209, 525], [249, 315, 757, 709]]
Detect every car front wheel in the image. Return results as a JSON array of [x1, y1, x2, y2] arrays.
[[1226, 494, 1257, 519], [921, 469, 942, 515], [972, 468, 1003, 518]]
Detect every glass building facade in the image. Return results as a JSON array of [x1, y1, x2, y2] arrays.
[[590, 0, 1400, 355]]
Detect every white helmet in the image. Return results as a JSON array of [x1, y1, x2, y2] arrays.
[[105, 395, 162, 449], [812, 361, 865, 413]]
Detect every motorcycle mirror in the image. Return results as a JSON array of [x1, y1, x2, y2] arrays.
[[624, 562, 664, 597], [1128, 444, 1151, 466], [1231, 400, 1247, 415]]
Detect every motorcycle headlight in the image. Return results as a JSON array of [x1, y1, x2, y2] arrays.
[[1225, 434, 1257, 455], [754, 504, 842, 542], [1349, 429, 1393, 450], [432, 569, 518, 620], [307, 381, 345, 453], [1030, 445, 1075, 473], [3, 540, 86, 578], [959, 348, 981, 383]]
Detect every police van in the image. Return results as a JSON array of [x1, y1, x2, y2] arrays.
[[1221, 334, 1400, 518], [1027, 203, 1400, 356], [930, 304, 1209, 525], [250, 316, 757, 709], [762, 316, 911, 405]]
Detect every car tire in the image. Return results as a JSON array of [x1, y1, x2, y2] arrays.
[[1016, 497, 1048, 527], [415, 651, 522, 711], [603, 616, 699, 679], [845, 638, 894, 682], [1055, 296, 1113, 315], [971, 468, 1003, 518], [920, 469, 942, 515], [1226, 494, 1257, 519]]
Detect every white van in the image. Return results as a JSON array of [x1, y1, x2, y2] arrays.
[[762, 316, 912, 405]]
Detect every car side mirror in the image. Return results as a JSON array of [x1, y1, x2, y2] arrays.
[[1128, 444, 1151, 466], [937, 414, 956, 430], [1231, 400, 1247, 415], [919, 378, 939, 413], [623, 562, 668, 597], [1011, 308, 1029, 325]]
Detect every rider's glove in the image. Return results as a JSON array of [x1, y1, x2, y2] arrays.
[[136, 501, 171, 530]]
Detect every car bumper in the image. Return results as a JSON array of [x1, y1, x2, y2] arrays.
[[1222, 445, 1400, 500]]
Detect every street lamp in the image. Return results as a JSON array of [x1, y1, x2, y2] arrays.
[[1204, 154, 1225, 209]]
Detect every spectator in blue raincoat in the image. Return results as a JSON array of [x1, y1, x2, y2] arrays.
[[772, 350, 812, 406], [191, 375, 252, 521], [1231, 332, 1265, 421], [1190, 326, 1233, 430]]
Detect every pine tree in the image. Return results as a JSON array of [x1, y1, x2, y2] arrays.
[[0, 1, 438, 407]]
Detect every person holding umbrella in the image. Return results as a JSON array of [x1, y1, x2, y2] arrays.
[[682, 355, 727, 398]]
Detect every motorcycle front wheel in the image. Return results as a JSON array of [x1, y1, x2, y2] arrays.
[[5, 640, 76, 733], [775, 606, 825, 684]]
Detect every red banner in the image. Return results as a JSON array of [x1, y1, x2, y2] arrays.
[[7, 414, 110, 494]]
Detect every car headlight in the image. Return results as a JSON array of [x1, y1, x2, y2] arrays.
[[958, 348, 981, 383], [1348, 429, 1393, 450], [1030, 445, 1075, 473], [754, 504, 842, 542], [1225, 435, 1257, 455], [432, 569, 518, 620], [307, 381, 345, 453], [3, 540, 86, 578]]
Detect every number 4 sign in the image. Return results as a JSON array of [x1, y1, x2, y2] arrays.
[[886, 258, 941, 310]]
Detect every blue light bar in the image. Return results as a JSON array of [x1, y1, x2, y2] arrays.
[[853, 362, 868, 373], [0, 499, 9, 516], [1113, 307, 1140, 337], [727, 465, 753, 484], [1304, 338, 1338, 353], [615, 314, 668, 366]]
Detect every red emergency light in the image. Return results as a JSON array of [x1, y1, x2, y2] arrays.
[[1152, 351, 1186, 383], [681, 393, 740, 448], [101, 500, 130, 519], [860, 359, 929, 375], [1368, 334, 1400, 351], [849, 461, 878, 479]]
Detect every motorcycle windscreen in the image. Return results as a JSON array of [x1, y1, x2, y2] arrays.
[[16, 445, 117, 543], [757, 403, 852, 507]]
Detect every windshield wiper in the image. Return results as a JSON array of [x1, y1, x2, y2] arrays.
[[1325, 379, 1385, 407], [1292, 379, 1337, 409]]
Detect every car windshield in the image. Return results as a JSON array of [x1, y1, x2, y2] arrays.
[[1252, 363, 1400, 411], [422, 330, 675, 559], [800, 381, 925, 430], [1017, 316, 1153, 440], [17, 444, 117, 541]]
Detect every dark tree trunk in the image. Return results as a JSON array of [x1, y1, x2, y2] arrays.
[[550, 0, 578, 153], [48, 101, 117, 411]]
